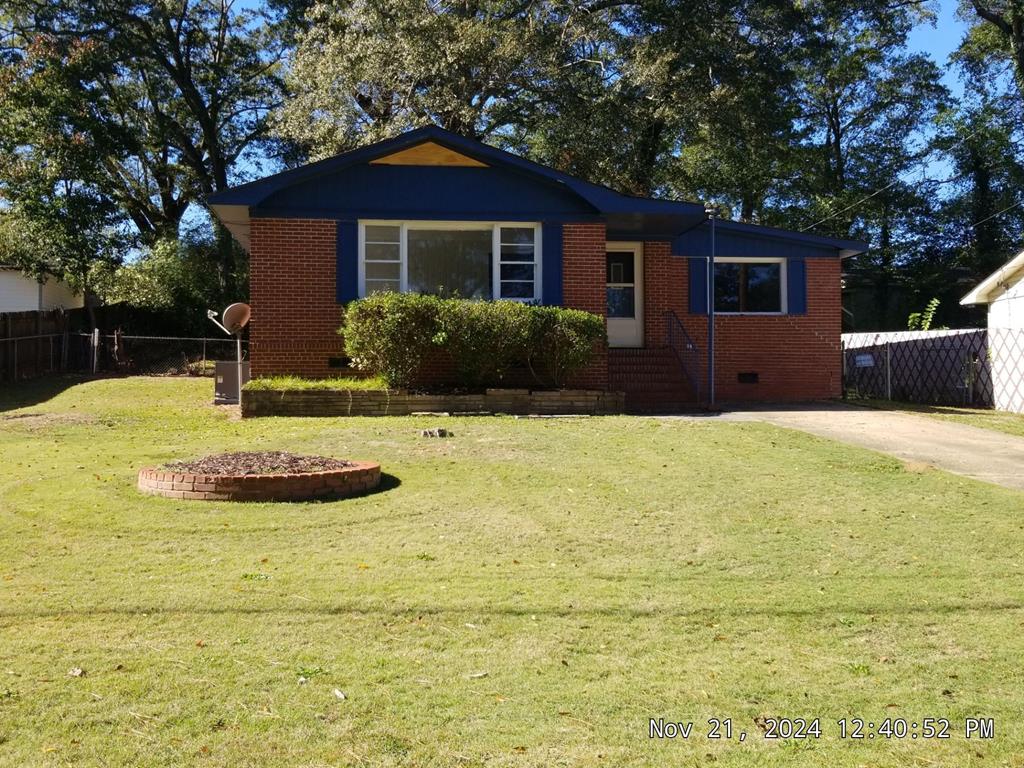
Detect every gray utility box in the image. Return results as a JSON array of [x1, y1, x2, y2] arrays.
[[214, 360, 251, 405]]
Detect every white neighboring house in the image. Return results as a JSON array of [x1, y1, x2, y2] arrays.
[[961, 249, 1024, 414], [0, 266, 84, 313]]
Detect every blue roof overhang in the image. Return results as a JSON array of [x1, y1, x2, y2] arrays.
[[208, 125, 869, 258], [673, 218, 868, 259], [208, 126, 711, 249]]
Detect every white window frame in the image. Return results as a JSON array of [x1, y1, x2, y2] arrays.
[[358, 220, 542, 302], [713, 257, 787, 315]]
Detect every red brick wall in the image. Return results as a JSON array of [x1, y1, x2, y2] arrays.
[[643, 240, 682, 347], [248, 217, 840, 400], [249, 218, 344, 377], [562, 223, 608, 389], [665, 255, 842, 402]]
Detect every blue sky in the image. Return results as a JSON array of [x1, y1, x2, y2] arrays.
[[909, 0, 969, 98]]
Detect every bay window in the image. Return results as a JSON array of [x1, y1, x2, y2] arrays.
[[358, 221, 541, 301], [714, 258, 786, 314]]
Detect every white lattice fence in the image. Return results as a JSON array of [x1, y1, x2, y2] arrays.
[[990, 328, 1024, 414], [842, 329, 992, 407]]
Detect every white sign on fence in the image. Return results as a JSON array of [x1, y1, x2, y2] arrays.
[[855, 354, 875, 368]]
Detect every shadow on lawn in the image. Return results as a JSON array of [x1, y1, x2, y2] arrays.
[[297, 472, 402, 502], [2, 598, 1022, 621], [0, 375, 93, 413]]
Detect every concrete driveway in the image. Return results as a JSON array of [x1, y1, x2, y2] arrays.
[[716, 403, 1024, 493]]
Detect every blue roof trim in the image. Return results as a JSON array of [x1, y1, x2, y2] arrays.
[[249, 208, 604, 222], [675, 219, 866, 258], [209, 125, 869, 255], [209, 125, 704, 222]]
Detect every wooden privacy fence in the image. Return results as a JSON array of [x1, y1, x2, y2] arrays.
[[841, 329, 992, 407], [0, 309, 79, 382]]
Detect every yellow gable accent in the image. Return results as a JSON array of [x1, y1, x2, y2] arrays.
[[369, 141, 488, 168]]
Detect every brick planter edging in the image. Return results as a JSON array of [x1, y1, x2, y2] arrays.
[[137, 461, 381, 502], [241, 388, 625, 417]]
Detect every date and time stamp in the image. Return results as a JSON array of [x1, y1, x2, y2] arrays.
[[649, 716, 996, 743]]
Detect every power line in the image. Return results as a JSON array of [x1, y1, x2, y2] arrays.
[[800, 128, 984, 233], [967, 200, 1023, 231]]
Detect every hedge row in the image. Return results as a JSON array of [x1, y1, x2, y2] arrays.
[[341, 294, 606, 389]]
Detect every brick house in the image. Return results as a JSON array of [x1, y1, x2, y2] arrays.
[[209, 126, 866, 409]]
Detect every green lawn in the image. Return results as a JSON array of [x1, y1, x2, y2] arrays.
[[2, 377, 1024, 767], [856, 398, 1024, 439]]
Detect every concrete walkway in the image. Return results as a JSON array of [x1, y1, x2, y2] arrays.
[[715, 403, 1024, 493]]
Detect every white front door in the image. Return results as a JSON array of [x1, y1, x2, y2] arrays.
[[606, 243, 643, 347]]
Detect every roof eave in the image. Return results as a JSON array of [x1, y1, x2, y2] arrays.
[[960, 248, 1024, 305]]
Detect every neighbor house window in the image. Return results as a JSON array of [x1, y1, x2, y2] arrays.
[[714, 258, 785, 313], [359, 221, 541, 301]]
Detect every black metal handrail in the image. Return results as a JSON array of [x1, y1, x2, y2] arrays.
[[664, 310, 701, 400]]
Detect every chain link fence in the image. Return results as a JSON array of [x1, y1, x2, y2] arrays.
[[92, 333, 247, 376], [3, 331, 247, 381], [842, 329, 992, 407]]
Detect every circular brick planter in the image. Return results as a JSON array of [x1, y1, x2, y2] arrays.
[[137, 461, 381, 502]]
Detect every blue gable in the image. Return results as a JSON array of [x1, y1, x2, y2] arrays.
[[254, 162, 597, 220]]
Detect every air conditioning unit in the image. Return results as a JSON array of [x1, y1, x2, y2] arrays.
[[214, 361, 251, 405]]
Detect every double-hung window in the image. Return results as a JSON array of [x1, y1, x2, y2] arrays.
[[714, 258, 786, 314], [358, 221, 541, 301]]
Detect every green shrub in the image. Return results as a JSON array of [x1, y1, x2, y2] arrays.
[[437, 300, 533, 388], [341, 292, 442, 388], [340, 295, 605, 390], [526, 306, 607, 387]]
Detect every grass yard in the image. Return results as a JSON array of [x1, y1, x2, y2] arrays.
[[2, 377, 1024, 767], [857, 398, 1024, 439]]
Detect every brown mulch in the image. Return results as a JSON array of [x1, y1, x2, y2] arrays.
[[162, 451, 354, 476]]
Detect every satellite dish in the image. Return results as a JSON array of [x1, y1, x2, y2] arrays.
[[222, 302, 251, 334]]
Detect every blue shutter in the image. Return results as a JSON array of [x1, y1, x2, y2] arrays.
[[787, 258, 807, 315], [689, 257, 708, 315], [542, 222, 563, 306], [337, 219, 358, 303]]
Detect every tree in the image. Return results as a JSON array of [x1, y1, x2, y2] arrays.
[[1, 0, 285, 297], [0, 35, 128, 308], [963, 0, 1024, 100], [276, 0, 576, 157]]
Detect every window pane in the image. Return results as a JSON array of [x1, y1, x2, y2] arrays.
[[714, 263, 741, 312], [500, 263, 534, 282], [407, 229, 492, 299], [500, 227, 534, 244], [500, 244, 535, 262], [745, 263, 781, 312], [714, 262, 781, 312], [365, 279, 399, 294], [500, 281, 535, 299], [607, 286, 635, 318], [606, 252, 634, 284], [365, 243, 400, 262], [365, 225, 400, 243], [365, 261, 400, 280]]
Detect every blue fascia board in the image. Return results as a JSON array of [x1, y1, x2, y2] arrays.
[[674, 218, 868, 258], [209, 125, 706, 221], [715, 219, 867, 254], [250, 208, 606, 222]]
